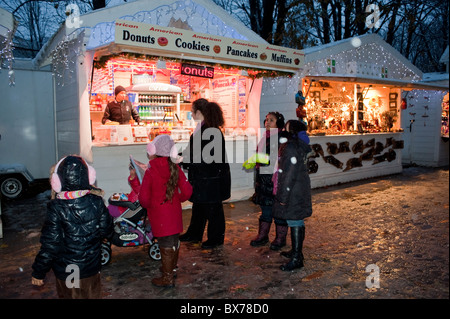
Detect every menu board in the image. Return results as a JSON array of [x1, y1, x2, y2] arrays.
[[212, 76, 238, 127]]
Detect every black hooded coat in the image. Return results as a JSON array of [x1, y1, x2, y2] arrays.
[[272, 138, 313, 221], [32, 156, 113, 281]]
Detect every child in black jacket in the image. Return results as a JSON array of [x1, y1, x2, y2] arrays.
[[31, 155, 113, 298]]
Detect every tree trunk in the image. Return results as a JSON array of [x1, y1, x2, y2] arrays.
[[274, 0, 288, 45], [386, 0, 401, 45], [93, 0, 106, 10], [261, 0, 276, 43], [320, 0, 331, 43]]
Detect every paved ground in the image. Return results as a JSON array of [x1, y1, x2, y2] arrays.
[[0, 166, 448, 303]]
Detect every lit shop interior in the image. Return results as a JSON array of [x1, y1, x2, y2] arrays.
[[89, 55, 277, 146], [299, 77, 404, 135]]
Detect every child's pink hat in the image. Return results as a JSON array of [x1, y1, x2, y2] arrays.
[[147, 134, 179, 159]]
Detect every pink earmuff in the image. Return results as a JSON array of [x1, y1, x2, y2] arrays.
[[147, 143, 156, 156], [50, 156, 96, 193], [170, 145, 182, 163]]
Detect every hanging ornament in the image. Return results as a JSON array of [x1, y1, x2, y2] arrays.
[[401, 98, 407, 110]]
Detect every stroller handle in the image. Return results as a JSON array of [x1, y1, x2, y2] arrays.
[[108, 197, 140, 210]]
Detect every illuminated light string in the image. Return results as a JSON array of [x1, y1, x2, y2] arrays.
[[0, 29, 16, 86], [51, 31, 85, 86], [299, 43, 421, 82], [87, 0, 247, 50], [261, 74, 301, 96]]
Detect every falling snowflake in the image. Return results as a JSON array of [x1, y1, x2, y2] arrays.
[[280, 137, 288, 144], [290, 157, 297, 164]]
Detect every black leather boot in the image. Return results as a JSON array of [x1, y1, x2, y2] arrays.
[[280, 226, 305, 271], [250, 220, 271, 247]]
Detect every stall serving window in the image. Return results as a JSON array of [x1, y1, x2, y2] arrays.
[[89, 57, 255, 146], [302, 78, 402, 135]]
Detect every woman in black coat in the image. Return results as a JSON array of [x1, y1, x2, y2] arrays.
[[272, 120, 312, 271], [180, 99, 231, 249]]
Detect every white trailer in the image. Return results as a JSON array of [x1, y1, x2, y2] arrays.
[[0, 59, 56, 198]]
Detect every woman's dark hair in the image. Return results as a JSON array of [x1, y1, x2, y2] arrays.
[[192, 99, 225, 128], [264, 112, 285, 129], [285, 119, 307, 137]]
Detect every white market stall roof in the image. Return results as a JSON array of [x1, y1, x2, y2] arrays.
[[299, 33, 447, 90], [33, 0, 303, 72]]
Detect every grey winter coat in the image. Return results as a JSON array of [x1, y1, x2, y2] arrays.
[[272, 137, 313, 221]]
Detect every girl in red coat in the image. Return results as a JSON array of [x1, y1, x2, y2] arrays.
[[139, 134, 192, 287]]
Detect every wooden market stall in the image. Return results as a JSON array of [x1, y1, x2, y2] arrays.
[[259, 34, 448, 188], [32, 0, 304, 201]]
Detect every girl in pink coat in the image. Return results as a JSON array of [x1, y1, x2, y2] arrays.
[[139, 134, 192, 288]]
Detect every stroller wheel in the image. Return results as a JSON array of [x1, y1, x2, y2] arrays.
[[101, 243, 112, 266], [148, 242, 161, 261]]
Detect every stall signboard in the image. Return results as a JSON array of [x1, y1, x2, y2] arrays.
[[181, 63, 214, 78], [114, 20, 304, 72]]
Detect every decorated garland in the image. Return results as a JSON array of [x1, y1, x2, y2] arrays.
[[93, 52, 294, 79]]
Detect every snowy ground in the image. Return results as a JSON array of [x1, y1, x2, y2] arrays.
[[1, 166, 448, 303]]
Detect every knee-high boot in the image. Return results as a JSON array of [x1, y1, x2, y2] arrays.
[[250, 220, 271, 247], [172, 241, 180, 278], [160, 241, 180, 278], [280, 226, 305, 271], [152, 247, 176, 287], [269, 224, 288, 251]]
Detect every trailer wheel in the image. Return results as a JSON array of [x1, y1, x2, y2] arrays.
[[0, 175, 26, 199], [101, 243, 112, 266]]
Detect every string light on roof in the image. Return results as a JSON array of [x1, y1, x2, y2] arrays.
[[300, 42, 421, 82]]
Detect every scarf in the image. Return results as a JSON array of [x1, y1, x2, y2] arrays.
[[56, 190, 91, 200]]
